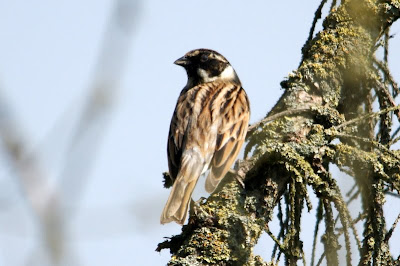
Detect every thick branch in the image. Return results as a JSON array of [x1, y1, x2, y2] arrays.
[[158, 1, 400, 264]]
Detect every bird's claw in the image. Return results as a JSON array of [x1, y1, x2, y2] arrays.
[[189, 197, 210, 220], [228, 168, 245, 189]]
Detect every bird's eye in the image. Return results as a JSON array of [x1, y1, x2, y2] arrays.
[[200, 54, 209, 62]]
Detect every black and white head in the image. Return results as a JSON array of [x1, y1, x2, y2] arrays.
[[174, 49, 240, 86]]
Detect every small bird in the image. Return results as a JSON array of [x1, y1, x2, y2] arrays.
[[160, 49, 250, 224]]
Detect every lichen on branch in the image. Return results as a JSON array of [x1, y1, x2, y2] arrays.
[[158, 1, 400, 265]]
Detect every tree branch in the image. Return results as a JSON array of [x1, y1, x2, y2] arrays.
[[158, 0, 400, 264]]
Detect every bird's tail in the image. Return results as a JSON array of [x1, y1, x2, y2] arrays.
[[160, 157, 202, 224]]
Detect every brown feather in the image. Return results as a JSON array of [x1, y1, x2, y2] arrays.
[[160, 152, 202, 224], [205, 87, 250, 193], [161, 49, 250, 224]]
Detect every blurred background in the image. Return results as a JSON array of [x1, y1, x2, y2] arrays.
[[0, 1, 399, 265]]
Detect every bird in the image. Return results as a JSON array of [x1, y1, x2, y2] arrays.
[[160, 49, 250, 225]]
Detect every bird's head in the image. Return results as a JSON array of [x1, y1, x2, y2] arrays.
[[174, 49, 240, 86]]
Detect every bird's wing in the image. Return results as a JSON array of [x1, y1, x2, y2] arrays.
[[167, 87, 191, 181], [205, 84, 250, 193], [167, 84, 212, 180], [162, 84, 214, 224]]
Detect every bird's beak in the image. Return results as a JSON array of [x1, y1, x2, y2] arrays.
[[174, 56, 189, 66]]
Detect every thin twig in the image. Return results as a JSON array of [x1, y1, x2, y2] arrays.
[[335, 105, 400, 130], [390, 127, 400, 142], [373, 56, 399, 96], [338, 166, 355, 178], [335, 211, 364, 252], [346, 189, 360, 206], [0, 89, 65, 263], [330, 0, 337, 12], [385, 191, 400, 199], [346, 183, 357, 197], [384, 29, 389, 68], [247, 108, 311, 133], [305, 0, 329, 48], [272, 200, 285, 260], [366, 89, 376, 140], [311, 200, 323, 266], [316, 252, 326, 266], [266, 228, 286, 253], [334, 133, 400, 161], [373, 78, 400, 122]]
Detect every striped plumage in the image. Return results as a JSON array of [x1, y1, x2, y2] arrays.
[[160, 49, 250, 225]]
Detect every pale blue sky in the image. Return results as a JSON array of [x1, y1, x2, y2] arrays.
[[0, 1, 399, 265]]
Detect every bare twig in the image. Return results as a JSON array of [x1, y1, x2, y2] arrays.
[[335, 105, 400, 131], [305, 0, 329, 49], [247, 108, 311, 134], [373, 56, 399, 96], [0, 88, 65, 264], [390, 126, 400, 141], [0, 1, 140, 265], [58, 0, 139, 216], [385, 191, 400, 199], [311, 200, 323, 266], [330, 0, 338, 12], [384, 213, 400, 242], [316, 251, 326, 266], [373, 79, 400, 122]]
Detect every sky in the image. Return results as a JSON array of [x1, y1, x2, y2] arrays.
[[0, 1, 399, 265]]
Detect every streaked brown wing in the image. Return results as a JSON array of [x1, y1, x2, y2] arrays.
[[167, 87, 191, 181], [205, 86, 250, 192], [167, 122, 184, 181]]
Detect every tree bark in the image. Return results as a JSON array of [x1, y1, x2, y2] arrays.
[[157, 1, 400, 265]]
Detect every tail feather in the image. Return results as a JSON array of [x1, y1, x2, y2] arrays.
[[160, 154, 202, 224], [160, 177, 197, 224]]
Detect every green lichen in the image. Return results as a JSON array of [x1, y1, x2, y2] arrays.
[[158, 1, 400, 265]]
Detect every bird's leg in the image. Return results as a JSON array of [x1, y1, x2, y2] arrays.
[[189, 197, 209, 219], [228, 169, 245, 188], [229, 159, 246, 189]]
